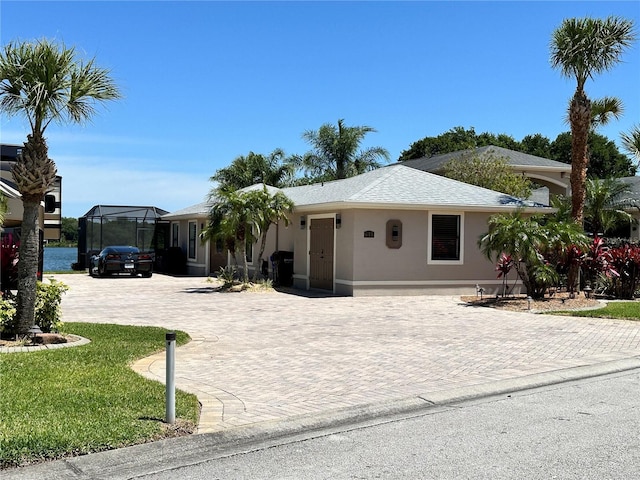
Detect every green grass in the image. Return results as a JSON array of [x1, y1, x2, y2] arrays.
[[0, 323, 200, 468], [550, 301, 640, 320]]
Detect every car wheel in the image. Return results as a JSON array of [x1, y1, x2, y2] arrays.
[[98, 264, 107, 277], [143, 271, 153, 278]]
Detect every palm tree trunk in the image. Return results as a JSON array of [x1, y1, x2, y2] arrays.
[[569, 90, 592, 225], [237, 226, 249, 283], [254, 232, 269, 282], [15, 196, 40, 334], [568, 90, 591, 294]]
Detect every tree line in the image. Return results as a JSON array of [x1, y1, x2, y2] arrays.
[[399, 126, 636, 180]]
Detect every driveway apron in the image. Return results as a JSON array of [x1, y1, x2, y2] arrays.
[[55, 274, 640, 433]]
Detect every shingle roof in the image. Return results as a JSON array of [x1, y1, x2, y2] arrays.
[[280, 164, 545, 210], [400, 145, 571, 172], [162, 200, 212, 220], [618, 177, 640, 207], [165, 164, 550, 218]]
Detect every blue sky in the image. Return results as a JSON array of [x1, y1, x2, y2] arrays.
[[1, 1, 639, 218]]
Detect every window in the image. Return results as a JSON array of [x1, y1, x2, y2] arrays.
[[188, 221, 197, 259], [429, 213, 463, 264], [172, 223, 179, 247]]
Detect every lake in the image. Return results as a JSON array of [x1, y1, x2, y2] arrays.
[[43, 247, 77, 272]]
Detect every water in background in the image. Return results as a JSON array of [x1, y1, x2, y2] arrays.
[[43, 247, 77, 272]]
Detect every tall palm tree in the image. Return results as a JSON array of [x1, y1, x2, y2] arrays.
[[0, 39, 120, 333], [211, 149, 295, 191], [550, 16, 635, 225], [295, 119, 390, 181]]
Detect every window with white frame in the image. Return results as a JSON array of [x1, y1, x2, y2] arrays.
[[428, 213, 463, 264], [188, 221, 197, 259]]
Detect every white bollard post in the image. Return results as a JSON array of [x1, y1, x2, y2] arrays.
[[165, 331, 176, 424]]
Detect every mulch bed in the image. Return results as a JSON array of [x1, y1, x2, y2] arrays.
[[460, 292, 601, 312]]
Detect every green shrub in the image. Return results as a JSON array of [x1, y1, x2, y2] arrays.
[[0, 296, 16, 334], [35, 279, 69, 332], [0, 279, 69, 334], [218, 265, 238, 288]]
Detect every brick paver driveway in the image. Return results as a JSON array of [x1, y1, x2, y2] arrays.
[[55, 273, 640, 433]]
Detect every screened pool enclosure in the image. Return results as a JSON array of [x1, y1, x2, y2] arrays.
[[77, 205, 170, 269]]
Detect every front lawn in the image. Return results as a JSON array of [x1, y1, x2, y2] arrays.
[[550, 301, 640, 320], [0, 323, 200, 468]]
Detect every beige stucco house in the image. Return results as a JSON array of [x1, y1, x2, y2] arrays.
[[164, 164, 552, 296]]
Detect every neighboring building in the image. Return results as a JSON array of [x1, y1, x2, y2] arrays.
[[162, 201, 221, 276], [166, 165, 551, 296], [1, 144, 62, 241], [399, 145, 572, 201]]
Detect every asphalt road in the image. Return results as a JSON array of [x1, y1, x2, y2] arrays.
[[137, 370, 640, 480]]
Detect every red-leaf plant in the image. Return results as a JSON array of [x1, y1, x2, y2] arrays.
[[608, 243, 640, 299], [581, 236, 619, 290], [495, 252, 514, 297]]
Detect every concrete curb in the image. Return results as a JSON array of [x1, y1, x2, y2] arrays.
[[5, 356, 640, 480], [0, 335, 90, 354]]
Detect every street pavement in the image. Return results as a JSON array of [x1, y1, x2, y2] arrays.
[[4, 273, 640, 478]]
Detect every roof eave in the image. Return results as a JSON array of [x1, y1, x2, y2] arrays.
[[292, 201, 553, 214]]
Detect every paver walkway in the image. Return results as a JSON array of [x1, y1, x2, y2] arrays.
[[54, 274, 640, 433]]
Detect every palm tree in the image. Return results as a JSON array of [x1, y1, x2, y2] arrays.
[[478, 211, 588, 298], [583, 177, 634, 236], [295, 119, 390, 181], [203, 189, 258, 284], [550, 16, 636, 225], [590, 96, 624, 130], [203, 186, 295, 284], [0, 39, 120, 333], [211, 149, 295, 191], [621, 125, 640, 161], [249, 187, 294, 281]]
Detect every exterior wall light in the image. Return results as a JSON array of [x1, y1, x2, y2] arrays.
[[335, 214, 341, 229]]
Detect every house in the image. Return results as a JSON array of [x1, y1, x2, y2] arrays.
[[399, 145, 572, 201], [1, 144, 62, 241], [165, 164, 552, 296], [159, 201, 219, 276]]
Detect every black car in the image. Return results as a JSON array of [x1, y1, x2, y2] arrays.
[[90, 246, 153, 277]]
